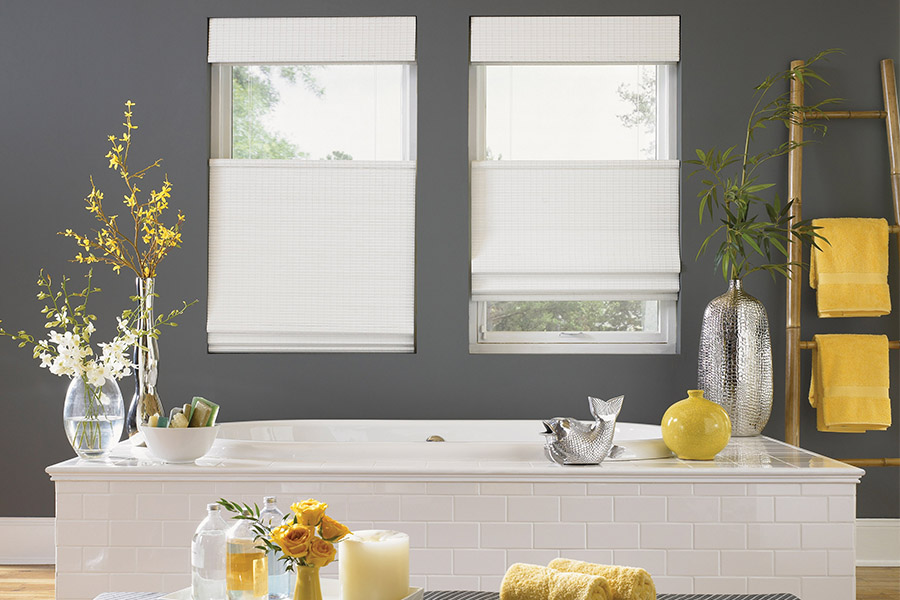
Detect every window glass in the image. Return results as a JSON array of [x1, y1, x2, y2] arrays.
[[486, 301, 657, 333]]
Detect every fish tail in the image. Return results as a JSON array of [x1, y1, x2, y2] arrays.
[[588, 395, 624, 421]]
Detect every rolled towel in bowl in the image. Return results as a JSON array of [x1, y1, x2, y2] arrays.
[[501, 563, 610, 600], [549, 559, 655, 600]]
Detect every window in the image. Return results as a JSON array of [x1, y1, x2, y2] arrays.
[[468, 16, 681, 354], [207, 17, 416, 353]]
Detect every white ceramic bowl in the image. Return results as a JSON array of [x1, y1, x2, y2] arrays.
[[139, 425, 220, 463]]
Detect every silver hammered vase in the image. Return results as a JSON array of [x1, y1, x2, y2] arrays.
[[126, 277, 163, 437], [698, 279, 773, 436]]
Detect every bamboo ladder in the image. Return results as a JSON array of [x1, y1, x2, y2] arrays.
[[785, 59, 900, 468]]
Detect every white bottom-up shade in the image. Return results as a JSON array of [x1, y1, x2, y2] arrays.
[[471, 160, 680, 301], [208, 160, 415, 353]]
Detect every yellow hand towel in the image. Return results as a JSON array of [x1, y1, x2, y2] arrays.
[[500, 563, 611, 600], [809, 218, 890, 317], [809, 334, 891, 432], [549, 559, 655, 600]]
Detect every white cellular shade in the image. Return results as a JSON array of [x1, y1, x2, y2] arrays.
[[471, 161, 680, 301], [208, 160, 415, 352], [470, 16, 680, 64], [208, 17, 416, 64]]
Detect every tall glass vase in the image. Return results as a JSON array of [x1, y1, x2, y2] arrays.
[[64, 375, 124, 459], [126, 277, 163, 437], [698, 279, 773, 436]]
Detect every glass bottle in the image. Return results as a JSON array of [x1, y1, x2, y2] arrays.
[[227, 512, 268, 600], [259, 497, 290, 600], [192, 504, 228, 600]]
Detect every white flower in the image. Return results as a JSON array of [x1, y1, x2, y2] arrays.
[[38, 353, 53, 368], [84, 322, 96, 335]]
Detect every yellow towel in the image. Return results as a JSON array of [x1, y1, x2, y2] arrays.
[[549, 559, 655, 600], [500, 564, 611, 600], [809, 334, 891, 432], [809, 218, 890, 317]]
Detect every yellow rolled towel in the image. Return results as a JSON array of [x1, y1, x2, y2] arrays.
[[549, 558, 655, 600], [809, 334, 891, 432], [809, 218, 890, 317], [500, 563, 610, 600]]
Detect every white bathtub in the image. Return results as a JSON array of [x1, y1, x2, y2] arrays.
[[211, 419, 672, 462]]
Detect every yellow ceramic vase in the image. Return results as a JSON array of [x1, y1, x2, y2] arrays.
[[293, 565, 322, 600], [661, 389, 732, 460]]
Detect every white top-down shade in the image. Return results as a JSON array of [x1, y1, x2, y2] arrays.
[[208, 16, 416, 63], [471, 161, 681, 301], [470, 16, 680, 64], [208, 160, 415, 353]]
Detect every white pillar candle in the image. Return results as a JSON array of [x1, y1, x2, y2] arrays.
[[339, 530, 410, 600]]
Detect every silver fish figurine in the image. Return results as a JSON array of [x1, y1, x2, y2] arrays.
[[542, 395, 624, 465]]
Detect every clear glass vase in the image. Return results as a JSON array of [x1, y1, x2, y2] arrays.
[[126, 277, 163, 437], [63, 375, 125, 459]]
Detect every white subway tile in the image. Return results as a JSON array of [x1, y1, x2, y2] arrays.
[[802, 523, 854, 549], [640, 483, 692, 496], [694, 577, 747, 593], [748, 523, 801, 549], [55, 573, 109, 599], [378, 522, 427, 548], [110, 481, 162, 494], [426, 482, 478, 495], [693, 483, 746, 496], [613, 496, 665, 522], [163, 573, 191, 592], [427, 575, 479, 590], [346, 495, 400, 521], [55, 547, 82, 573], [428, 522, 479, 548], [748, 483, 802, 496], [774, 550, 828, 576], [612, 549, 666, 574], [57, 520, 108, 547], [828, 549, 856, 576], [410, 549, 452, 575], [106, 494, 138, 521], [56, 494, 83, 520], [508, 497, 559, 522], [163, 481, 216, 494], [801, 483, 854, 496], [587, 523, 640, 549], [479, 575, 504, 592], [801, 576, 854, 600], [480, 483, 532, 495], [58, 482, 109, 494], [481, 523, 532, 549], [668, 496, 719, 522], [409, 575, 427, 588], [453, 549, 506, 575], [214, 481, 271, 495], [553, 549, 614, 565], [653, 576, 693, 593], [83, 547, 137, 573], [507, 549, 561, 565], [108, 521, 163, 547], [136, 494, 189, 521], [454, 496, 505, 522], [162, 520, 199, 548], [694, 523, 746, 549], [640, 523, 692, 549], [136, 547, 190, 573], [534, 483, 585, 496], [667, 550, 718, 576], [401, 496, 453, 521], [586, 483, 640, 496], [775, 496, 827, 522], [269, 482, 322, 495], [721, 497, 774, 522], [828, 496, 855, 522], [109, 572, 163, 593], [82, 494, 114, 520], [720, 550, 773, 576], [560, 496, 613, 522], [748, 577, 802, 596], [534, 523, 586, 549]]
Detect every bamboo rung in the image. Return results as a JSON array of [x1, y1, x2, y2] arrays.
[[891, 224, 900, 233], [839, 458, 900, 467], [802, 109, 887, 120], [799, 340, 900, 350]]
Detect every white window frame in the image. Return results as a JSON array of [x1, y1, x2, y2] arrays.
[[468, 64, 679, 355]]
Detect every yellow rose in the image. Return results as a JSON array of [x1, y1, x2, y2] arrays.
[[270, 523, 314, 558], [305, 536, 336, 568], [318, 515, 351, 542], [291, 499, 328, 526]]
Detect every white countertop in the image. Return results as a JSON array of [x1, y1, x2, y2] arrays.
[[47, 435, 864, 484]]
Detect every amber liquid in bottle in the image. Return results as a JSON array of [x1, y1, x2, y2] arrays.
[[226, 539, 268, 600]]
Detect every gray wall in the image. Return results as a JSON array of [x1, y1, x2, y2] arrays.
[[0, 1, 897, 518]]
